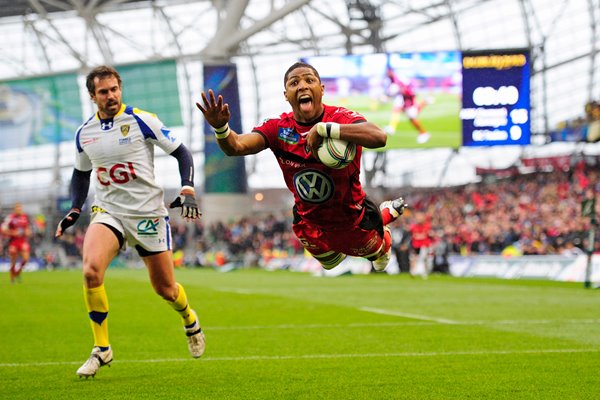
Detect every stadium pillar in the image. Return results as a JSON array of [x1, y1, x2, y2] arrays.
[[584, 226, 595, 288], [202, 63, 252, 224], [582, 192, 597, 288]]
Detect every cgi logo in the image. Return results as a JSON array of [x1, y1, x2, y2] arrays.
[[97, 162, 137, 186], [137, 218, 160, 236]]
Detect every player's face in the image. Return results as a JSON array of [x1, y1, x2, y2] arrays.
[[13, 203, 23, 215], [284, 67, 325, 123], [91, 75, 122, 119]]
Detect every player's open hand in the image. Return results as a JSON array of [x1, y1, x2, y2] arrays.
[[196, 89, 231, 130], [169, 187, 201, 220]]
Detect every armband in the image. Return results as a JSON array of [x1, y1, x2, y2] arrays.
[[214, 123, 230, 139], [316, 122, 341, 140]]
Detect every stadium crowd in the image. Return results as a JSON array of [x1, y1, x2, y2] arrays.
[[399, 161, 599, 256], [2, 159, 599, 271]]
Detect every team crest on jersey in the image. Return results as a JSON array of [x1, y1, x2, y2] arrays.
[[120, 125, 130, 136], [293, 169, 334, 204], [278, 128, 299, 144], [100, 120, 113, 131], [137, 218, 160, 236]]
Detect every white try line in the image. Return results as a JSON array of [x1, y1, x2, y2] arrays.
[[359, 307, 460, 324], [2, 348, 599, 368]]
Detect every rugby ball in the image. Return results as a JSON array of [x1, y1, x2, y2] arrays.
[[316, 137, 356, 169]]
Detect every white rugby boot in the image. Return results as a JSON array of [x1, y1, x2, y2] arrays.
[[185, 310, 205, 358], [76, 346, 113, 378], [417, 132, 431, 144], [379, 197, 407, 221]]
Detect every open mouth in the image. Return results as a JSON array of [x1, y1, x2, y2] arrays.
[[299, 95, 312, 112]]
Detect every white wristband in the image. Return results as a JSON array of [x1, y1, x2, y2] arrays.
[[316, 122, 341, 140], [214, 123, 230, 139]]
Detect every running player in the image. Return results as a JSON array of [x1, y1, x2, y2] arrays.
[[1, 203, 31, 283], [55, 65, 205, 378], [384, 67, 431, 144], [409, 211, 434, 278], [197, 62, 406, 272]]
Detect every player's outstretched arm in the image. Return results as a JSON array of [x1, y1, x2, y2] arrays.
[[196, 89, 265, 156]]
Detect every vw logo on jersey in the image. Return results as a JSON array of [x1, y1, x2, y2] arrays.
[[100, 120, 114, 131], [293, 169, 334, 204]]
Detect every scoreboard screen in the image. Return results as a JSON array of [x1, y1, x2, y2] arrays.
[[460, 49, 531, 146]]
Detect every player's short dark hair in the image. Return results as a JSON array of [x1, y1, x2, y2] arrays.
[[284, 62, 321, 87], [86, 65, 122, 95]]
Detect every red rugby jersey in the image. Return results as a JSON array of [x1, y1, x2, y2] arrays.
[[253, 104, 366, 229], [1, 213, 30, 240]]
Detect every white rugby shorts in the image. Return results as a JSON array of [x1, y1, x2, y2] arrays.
[[90, 209, 172, 253]]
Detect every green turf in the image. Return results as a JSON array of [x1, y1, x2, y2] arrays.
[[327, 93, 462, 149], [1, 268, 599, 399]]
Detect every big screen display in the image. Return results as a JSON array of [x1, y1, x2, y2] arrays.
[[302, 49, 530, 149], [461, 49, 531, 146]]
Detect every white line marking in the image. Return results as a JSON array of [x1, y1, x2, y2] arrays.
[[2, 348, 598, 368], [360, 307, 459, 324], [205, 319, 600, 331], [208, 322, 433, 330], [470, 319, 600, 325]]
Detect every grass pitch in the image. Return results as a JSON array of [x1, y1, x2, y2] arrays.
[[1, 268, 599, 399]]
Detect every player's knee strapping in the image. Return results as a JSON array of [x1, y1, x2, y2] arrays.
[[313, 251, 347, 270]]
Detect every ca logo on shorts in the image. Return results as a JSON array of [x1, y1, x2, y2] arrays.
[[137, 218, 160, 236], [293, 169, 334, 204]]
